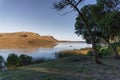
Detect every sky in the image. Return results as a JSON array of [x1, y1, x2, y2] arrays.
[[0, 0, 96, 41]]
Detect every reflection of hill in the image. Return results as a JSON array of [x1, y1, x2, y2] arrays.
[[0, 32, 58, 48]]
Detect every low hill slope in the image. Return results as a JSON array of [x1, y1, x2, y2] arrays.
[[0, 32, 58, 48]]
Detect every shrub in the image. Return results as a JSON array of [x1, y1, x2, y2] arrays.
[[107, 42, 120, 53], [86, 51, 94, 56], [99, 48, 113, 56], [0, 55, 4, 64], [19, 54, 32, 66], [86, 50, 103, 57], [7, 53, 20, 68], [0, 55, 4, 70], [55, 52, 78, 58]]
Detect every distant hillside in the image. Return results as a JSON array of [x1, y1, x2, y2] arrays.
[[0, 32, 58, 48]]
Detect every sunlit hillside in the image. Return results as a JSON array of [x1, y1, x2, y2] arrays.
[[0, 32, 58, 48]]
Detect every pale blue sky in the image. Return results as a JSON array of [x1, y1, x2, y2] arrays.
[[0, 0, 96, 41]]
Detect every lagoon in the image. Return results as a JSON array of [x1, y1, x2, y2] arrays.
[[0, 42, 91, 60]]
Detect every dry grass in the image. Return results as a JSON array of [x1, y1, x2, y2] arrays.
[[0, 32, 57, 48], [60, 47, 92, 55]]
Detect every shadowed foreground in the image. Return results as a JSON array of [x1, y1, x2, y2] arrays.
[[1, 56, 120, 80]]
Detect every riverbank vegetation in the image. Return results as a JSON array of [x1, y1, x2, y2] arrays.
[[0, 54, 32, 70], [1, 55, 120, 80], [56, 42, 120, 58], [0, 41, 119, 70], [0, 42, 120, 79]]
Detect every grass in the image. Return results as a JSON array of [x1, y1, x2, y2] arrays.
[[55, 48, 92, 58], [1, 56, 120, 80]]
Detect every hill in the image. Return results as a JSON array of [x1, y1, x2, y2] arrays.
[[0, 32, 58, 48]]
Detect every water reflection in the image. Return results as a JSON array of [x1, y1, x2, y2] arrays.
[[0, 43, 57, 49], [0, 42, 91, 60]]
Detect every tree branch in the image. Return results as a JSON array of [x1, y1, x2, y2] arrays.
[[75, 0, 83, 6]]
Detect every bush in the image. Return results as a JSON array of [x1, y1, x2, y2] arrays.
[[19, 54, 32, 66], [86, 51, 94, 56], [55, 52, 78, 58], [99, 48, 113, 56], [0, 55, 4, 64], [7, 53, 20, 68], [87, 50, 112, 57], [0, 55, 4, 70], [107, 42, 120, 53]]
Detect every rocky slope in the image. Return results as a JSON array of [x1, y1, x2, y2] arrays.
[[0, 32, 58, 48]]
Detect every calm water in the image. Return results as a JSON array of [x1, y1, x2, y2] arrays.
[[0, 42, 91, 60]]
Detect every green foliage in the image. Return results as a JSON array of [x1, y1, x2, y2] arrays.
[[107, 42, 120, 53], [86, 47, 113, 57], [74, 6, 90, 38], [86, 51, 94, 56], [0, 55, 4, 70], [55, 52, 79, 58], [75, 5, 103, 44], [6, 54, 33, 68], [99, 12, 120, 39], [99, 48, 113, 56], [97, 0, 120, 11], [91, 0, 120, 41], [97, 42, 120, 57], [7, 53, 20, 68], [19, 54, 32, 66], [86, 51, 103, 57], [0, 55, 4, 64], [108, 42, 120, 49]]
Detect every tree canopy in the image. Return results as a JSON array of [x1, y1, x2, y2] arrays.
[[53, 0, 120, 63]]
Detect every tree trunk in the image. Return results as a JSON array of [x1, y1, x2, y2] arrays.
[[91, 36, 102, 64], [78, 13, 102, 64], [78, 12, 102, 64], [68, 1, 102, 64]]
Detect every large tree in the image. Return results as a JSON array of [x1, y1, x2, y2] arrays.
[[75, 3, 120, 58], [53, 0, 102, 64], [75, 5, 102, 50], [90, 0, 120, 58]]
